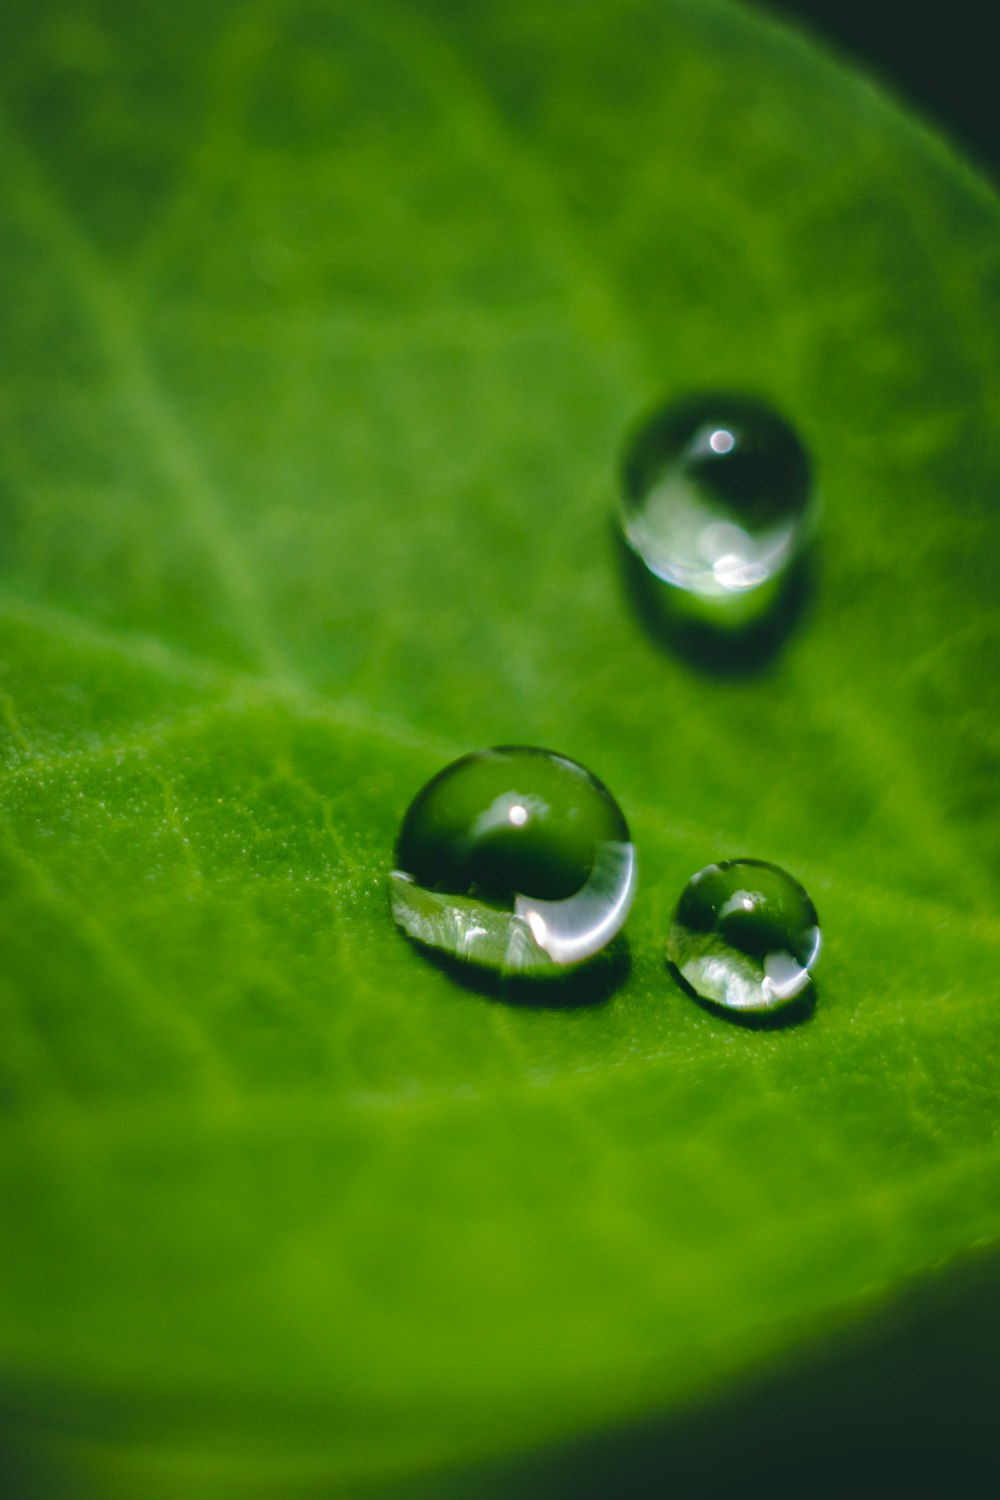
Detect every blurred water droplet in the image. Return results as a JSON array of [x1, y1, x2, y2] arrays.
[[620, 392, 814, 639]]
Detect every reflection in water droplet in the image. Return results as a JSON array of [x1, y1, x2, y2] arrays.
[[620, 393, 813, 630], [390, 747, 636, 975], [667, 858, 821, 1013]]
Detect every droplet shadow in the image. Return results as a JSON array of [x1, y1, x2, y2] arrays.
[[668, 961, 818, 1029], [416, 936, 630, 1009], [615, 525, 817, 677]]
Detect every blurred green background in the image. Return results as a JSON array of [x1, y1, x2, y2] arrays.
[[2, 0, 999, 1494]]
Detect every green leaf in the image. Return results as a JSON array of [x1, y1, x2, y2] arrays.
[[2, 0, 1000, 1490]]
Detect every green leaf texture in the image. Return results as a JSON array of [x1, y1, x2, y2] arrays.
[[2, 0, 1000, 1490]]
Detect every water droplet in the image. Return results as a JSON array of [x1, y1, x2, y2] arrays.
[[667, 859, 820, 1013], [620, 393, 813, 629], [390, 746, 636, 975]]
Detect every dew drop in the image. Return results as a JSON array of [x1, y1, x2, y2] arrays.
[[667, 858, 820, 1013], [390, 746, 636, 975], [620, 393, 813, 629]]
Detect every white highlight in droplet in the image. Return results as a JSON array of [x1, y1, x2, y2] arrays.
[[515, 841, 637, 966]]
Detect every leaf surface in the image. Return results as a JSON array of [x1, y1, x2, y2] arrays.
[[2, 0, 1000, 1488]]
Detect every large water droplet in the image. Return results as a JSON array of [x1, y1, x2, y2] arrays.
[[390, 747, 637, 975], [667, 859, 821, 1013], [620, 393, 813, 630]]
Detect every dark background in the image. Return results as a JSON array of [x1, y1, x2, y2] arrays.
[[757, 0, 998, 178]]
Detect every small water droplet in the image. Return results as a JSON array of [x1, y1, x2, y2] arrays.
[[620, 393, 813, 630], [667, 858, 820, 1013], [390, 746, 637, 975]]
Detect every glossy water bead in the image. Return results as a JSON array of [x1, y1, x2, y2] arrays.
[[621, 393, 813, 624], [668, 859, 821, 1013], [390, 747, 636, 975]]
